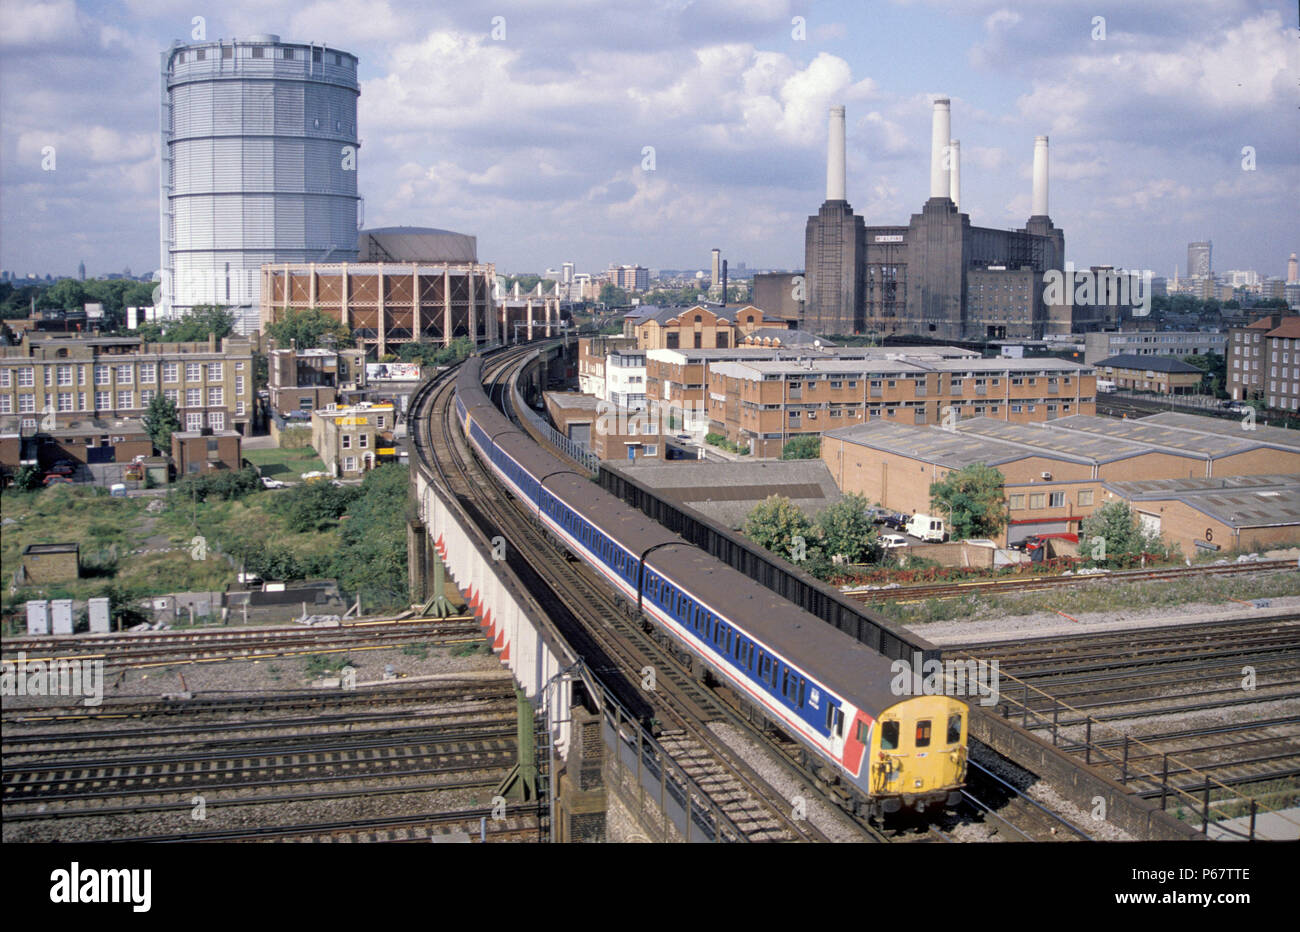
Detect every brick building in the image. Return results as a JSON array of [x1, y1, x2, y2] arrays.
[[0, 334, 256, 435], [268, 347, 367, 417], [172, 429, 243, 475], [628, 304, 771, 351], [21, 543, 80, 584], [1226, 314, 1300, 410], [1093, 354, 1205, 394], [707, 356, 1096, 458], [820, 412, 1300, 545], [310, 401, 394, 478]]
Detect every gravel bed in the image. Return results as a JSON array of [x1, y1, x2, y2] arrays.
[[706, 721, 871, 842], [909, 594, 1300, 646]]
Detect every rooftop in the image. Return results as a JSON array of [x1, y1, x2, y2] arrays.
[[1095, 354, 1203, 373], [23, 543, 79, 555], [1101, 474, 1300, 529], [1047, 414, 1288, 458], [823, 420, 1091, 469], [1139, 412, 1300, 452]]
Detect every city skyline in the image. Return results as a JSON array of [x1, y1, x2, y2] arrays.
[[2, 0, 1296, 282]]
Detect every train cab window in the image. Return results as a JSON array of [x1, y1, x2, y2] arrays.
[[881, 721, 899, 750], [915, 720, 932, 748], [947, 713, 962, 744]]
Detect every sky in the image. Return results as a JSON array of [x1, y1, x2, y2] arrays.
[[1, 0, 1296, 280]]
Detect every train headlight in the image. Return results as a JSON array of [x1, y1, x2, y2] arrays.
[[914, 780, 923, 788]]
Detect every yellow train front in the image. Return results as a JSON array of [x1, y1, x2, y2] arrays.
[[853, 695, 968, 816]]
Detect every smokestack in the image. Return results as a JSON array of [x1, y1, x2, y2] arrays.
[[826, 105, 846, 201], [929, 97, 951, 200], [721, 260, 728, 307], [948, 139, 961, 208], [1031, 135, 1049, 217], [711, 248, 721, 288]]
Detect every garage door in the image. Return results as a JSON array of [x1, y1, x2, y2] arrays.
[[1137, 511, 1161, 536]]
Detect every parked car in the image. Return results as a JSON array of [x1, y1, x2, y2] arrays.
[[864, 506, 893, 524], [42, 474, 74, 487], [45, 461, 76, 477], [878, 534, 910, 549], [881, 511, 909, 531], [109, 483, 128, 497], [260, 476, 286, 489]]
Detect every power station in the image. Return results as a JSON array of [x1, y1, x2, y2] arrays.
[[796, 99, 1090, 340], [158, 34, 362, 333]]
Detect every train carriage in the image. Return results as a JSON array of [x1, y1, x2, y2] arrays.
[[454, 357, 966, 817]]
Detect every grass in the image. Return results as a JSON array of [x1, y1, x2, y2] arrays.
[[450, 640, 490, 658], [881, 569, 1300, 626], [244, 446, 328, 480], [303, 654, 354, 677], [401, 642, 432, 660]]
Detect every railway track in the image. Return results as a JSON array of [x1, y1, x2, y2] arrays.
[[847, 559, 1296, 604], [1, 619, 482, 670], [423, 348, 851, 842], [948, 616, 1300, 835]]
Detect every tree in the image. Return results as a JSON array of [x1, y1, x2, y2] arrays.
[[599, 284, 630, 306], [273, 481, 360, 532], [265, 306, 350, 350], [1079, 500, 1164, 564], [142, 394, 181, 452], [929, 463, 1009, 540], [1183, 350, 1227, 398], [782, 435, 821, 459], [13, 464, 42, 491], [743, 495, 817, 562], [816, 492, 876, 563], [147, 305, 235, 343]]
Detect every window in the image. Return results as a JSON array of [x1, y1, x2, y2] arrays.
[[207, 362, 223, 381], [236, 401, 245, 416], [57, 392, 73, 411], [140, 389, 155, 406], [1049, 492, 1065, 508], [185, 363, 201, 382], [164, 389, 179, 404], [915, 720, 932, 748], [186, 412, 203, 431], [1078, 489, 1094, 507], [947, 714, 962, 744], [94, 365, 111, 385], [94, 391, 110, 409], [57, 365, 73, 386], [116, 364, 133, 384], [0, 395, 9, 414], [77, 392, 86, 410], [222, 46, 233, 59], [1009, 494, 1025, 510], [207, 387, 223, 406], [282, 48, 294, 60], [1029, 493, 1045, 509], [186, 388, 201, 407], [0, 369, 9, 388], [140, 364, 156, 383], [163, 363, 178, 383], [251, 46, 264, 58], [881, 720, 899, 750], [235, 376, 245, 396], [342, 434, 351, 449], [117, 390, 133, 408], [358, 433, 368, 448], [209, 411, 224, 430]]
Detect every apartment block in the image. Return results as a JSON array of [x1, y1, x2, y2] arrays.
[[0, 334, 255, 435], [707, 356, 1095, 458], [1084, 330, 1227, 365], [1227, 314, 1300, 410]]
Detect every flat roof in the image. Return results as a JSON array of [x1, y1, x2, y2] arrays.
[[23, 543, 79, 554], [1045, 414, 1282, 458], [543, 391, 602, 412], [610, 460, 842, 528], [1138, 412, 1300, 452], [1102, 474, 1300, 529], [824, 420, 1092, 469], [709, 359, 924, 379], [956, 417, 1163, 464]]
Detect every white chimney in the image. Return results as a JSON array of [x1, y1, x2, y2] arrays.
[[826, 105, 847, 201], [929, 98, 951, 200], [1031, 135, 1049, 217], [948, 139, 961, 208]]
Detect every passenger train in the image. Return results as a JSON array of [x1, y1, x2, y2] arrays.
[[455, 358, 966, 817]]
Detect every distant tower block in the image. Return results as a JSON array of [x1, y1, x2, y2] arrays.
[[710, 248, 721, 288], [929, 98, 951, 201], [948, 140, 961, 209], [826, 105, 847, 201], [1031, 136, 1049, 218], [1288, 253, 1298, 284]]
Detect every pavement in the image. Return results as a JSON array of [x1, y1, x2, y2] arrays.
[[1205, 806, 1300, 841]]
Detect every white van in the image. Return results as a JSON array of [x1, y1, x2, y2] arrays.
[[905, 513, 946, 542]]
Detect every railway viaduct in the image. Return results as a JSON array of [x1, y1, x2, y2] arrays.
[[406, 342, 1202, 843]]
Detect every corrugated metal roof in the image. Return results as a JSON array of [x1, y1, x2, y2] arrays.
[[1139, 412, 1300, 452], [1102, 474, 1300, 528]]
